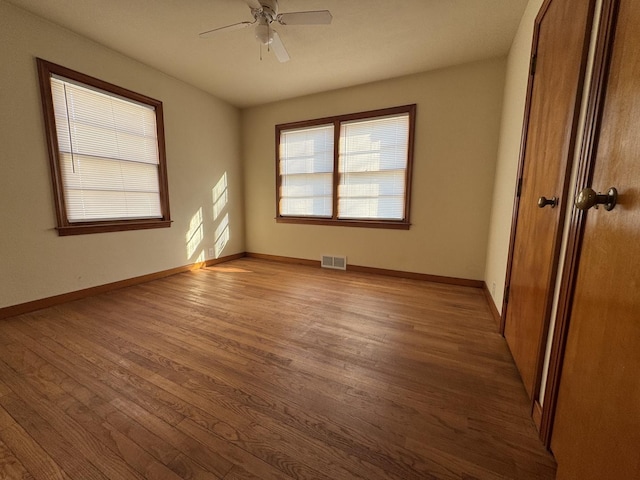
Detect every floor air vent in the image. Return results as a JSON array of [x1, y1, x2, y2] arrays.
[[321, 255, 347, 270]]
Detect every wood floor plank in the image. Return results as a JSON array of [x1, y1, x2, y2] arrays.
[[0, 438, 35, 480], [0, 258, 555, 479], [8, 318, 187, 426], [61, 396, 188, 480], [1, 327, 197, 480], [0, 403, 71, 480], [4, 320, 232, 479], [0, 357, 148, 480], [95, 278, 532, 475], [223, 464, 275, 480], [0, 393, 109, 480], [0, 378, 11, 398], [110, 396, 233, 479], [82, 329, 415, 479], [84, 317, 448, 479]]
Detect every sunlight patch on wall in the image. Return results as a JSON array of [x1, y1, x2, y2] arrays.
[[213, 172, 228, 221], [214, 212, 229, 259], [211, 172, 230, 259], [186, 207, 204, 260]]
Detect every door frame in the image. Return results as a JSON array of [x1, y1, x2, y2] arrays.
[[538, 0, 620, 448], [501, 0, 596, 409]]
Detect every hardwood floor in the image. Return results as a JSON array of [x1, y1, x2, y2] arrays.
[[0, 258, 556, 479]]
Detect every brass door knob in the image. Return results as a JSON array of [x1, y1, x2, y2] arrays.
[[538, 196, 558, 208], [575, 187, 618, 211]]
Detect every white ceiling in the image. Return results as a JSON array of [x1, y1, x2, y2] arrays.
[[6, 0, 528, 108]]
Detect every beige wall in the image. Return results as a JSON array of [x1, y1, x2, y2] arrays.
[[242, 58, 506, 280], [0, 0, 529, 309], [0, 1, 244, 308], [483, 0, 544, 311]]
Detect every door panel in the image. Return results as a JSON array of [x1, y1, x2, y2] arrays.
[[504, 0, 594, 399], [552, 0, 640, 477]]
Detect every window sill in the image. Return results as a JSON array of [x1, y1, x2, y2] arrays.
[[57, 219, 172, 236], [275, 216, 410, 230]]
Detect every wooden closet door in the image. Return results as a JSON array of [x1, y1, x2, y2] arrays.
[[503, 0, 594, 399], [552, 0, 640, 477]]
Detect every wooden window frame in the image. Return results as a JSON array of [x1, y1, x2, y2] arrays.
[[37, 58, 171, 236], [275, 104, 416, 230]]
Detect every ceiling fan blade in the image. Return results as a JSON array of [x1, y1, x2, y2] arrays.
[[245, 0, 262, 9], [270, 31, 290, 63], [277, 10, 332, 25], [199, 21, 254, 38]]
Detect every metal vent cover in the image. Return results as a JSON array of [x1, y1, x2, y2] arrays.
[[321, 255, 347, 270]]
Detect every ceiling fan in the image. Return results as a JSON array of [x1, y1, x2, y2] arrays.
[[199, 0, 332, 63]]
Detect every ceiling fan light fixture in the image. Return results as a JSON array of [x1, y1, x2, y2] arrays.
[[255, 23, 273, 45]]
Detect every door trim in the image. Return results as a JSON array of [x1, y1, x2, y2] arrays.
[[539, 0, 620, 448]]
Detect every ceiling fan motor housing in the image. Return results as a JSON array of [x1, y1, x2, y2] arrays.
[[254, 0, 278, 22]]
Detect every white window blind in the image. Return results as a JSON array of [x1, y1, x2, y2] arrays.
[[338, 114, 409, 220], [279, 124, 334, 217], [50, 75, 162, 222], [276, 105, 414, 228]]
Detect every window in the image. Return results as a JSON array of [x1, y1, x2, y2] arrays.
[[37, 58, 171, 236], [276, 105, 415, 229]]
